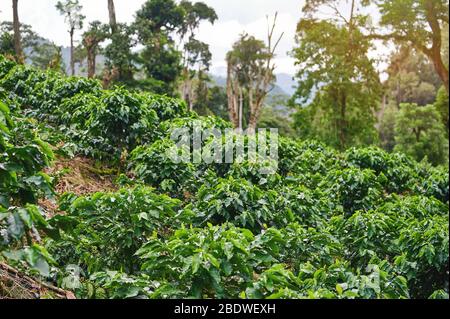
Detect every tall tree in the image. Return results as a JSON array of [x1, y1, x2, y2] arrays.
[[178, 0, 217, 40], [227, 34, 267, 130], [103, 0, 121, 87], [134, 0, 185, 95], [226, 51, 242, 129], [178, 1, 217, 111], [226, 13, 283, 132], [103, 23, 138, 88], [82, 21, 109, 78], [291, 0, 381, 149], [103, 1, 135, 85], [247, 13, 283, 132], [12, 0, 23, 63], [181, 38, 212, 110], [56, 0, 85, 76], [135, 0, 184, 38], [107, 0, 117, 34], [370, 0, 449, 93]]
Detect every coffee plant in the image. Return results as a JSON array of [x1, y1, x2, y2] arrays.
[[48, 186, 182, 274], [0, 99, 56, 276]]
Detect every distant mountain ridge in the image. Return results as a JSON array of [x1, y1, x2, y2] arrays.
[[209, 73, 295, 98], [275, 73, 296, 96]]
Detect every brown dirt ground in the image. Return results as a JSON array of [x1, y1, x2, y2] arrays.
[[39, 156, 118, 216]]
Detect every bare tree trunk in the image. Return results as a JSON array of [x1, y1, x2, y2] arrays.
[[248, 87, 257, 133], [181, 68, 194, 111], [226, 60, 239, 128], [87, 48, 96, 78], [238, 88, 243, 131], [248, 117, 257, 133], [83, 35, 96, 78], [248, 107, 259, 133], [376, 93, 387, 129], [247, 12, 283, 132], [248, 98, 264, 133], [70, 29, 75, 76], [105, 0, 121, 82], [430, 46, 449, 94], [12, 0, 24, 64], [107, 0, 117, 34], [185, 83, 193, 112]]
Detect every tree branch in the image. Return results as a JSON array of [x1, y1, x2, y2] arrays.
[[366, 32, 432, 56]]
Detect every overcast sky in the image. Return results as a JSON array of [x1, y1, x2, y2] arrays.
[[0, 0, 304, 75]]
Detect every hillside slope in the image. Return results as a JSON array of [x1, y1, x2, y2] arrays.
[[0, 55, 448, 299]]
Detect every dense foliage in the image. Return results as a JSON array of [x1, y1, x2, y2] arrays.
[[0, 55, 448, 300], [0, 95, 56, 277], [291, 1, 449, 162], [0, 59, 188, 162], [394, 103, 448, 165]]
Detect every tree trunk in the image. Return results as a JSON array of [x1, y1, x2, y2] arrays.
[[238, 88, 243, 131], [413, 127, 421, 142], [248, 88, 257, 133], [70, 29, 75, 76], [106, 0, 121, 81], [248, 89, 266, 133], [107, 0, 117, 34], [248, 100, 263, 133], [430, 48, 449, 94], [185, 84, 193, 112], [248, 116, 257, 133], [248, 115, 258, 133], [339, 91, 347, 149], [181, 68, 194, 111], [376, 93, 387, 129], [12, 0, 23, 64], [226, 61, 239, 129], [423, 0, 449, 94], [87, 48, 96, 78]]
